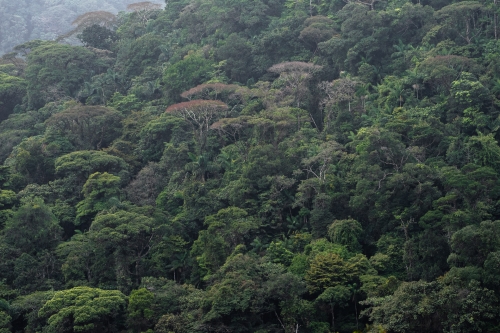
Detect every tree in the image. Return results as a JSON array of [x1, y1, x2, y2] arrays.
[[215, 34, 254, 83], [268, 61, 322, 108], [116, 33, 163, 78], [0, 188, 15, 227], [295, 140, 345, 237], [315, 285, 351, 333], [56, 233, 97, 286], [180, 83, 242, 101], [435, 2, 487, 45], [125, 163, 166, 206], [138, 114, 187, 162], [77, 25, 118, 50], [54, 150, 129, 185], [305, 252, 351, 294], [253, 14, 312, 73], [10, 290, 56, 333], [38, 286, 127, 333], [4, 135, 62, 189], [0, 309, 10, 333], [165, 100, 229, 151], [127, 288, 155, 332], [318, 3, 391, 72], [89, 209, 161, 288], [24, 43, 100, 109], [448, 220, 500, 268], [299, 16, 336, 50], [75, 172, 121, 226], [162, 52, 214, 103], [57, 11, 117, 42], [300, 140, 344, 185], [45, 105, 123, 150], [327, 219, 363, 252], [417, 55, 480, 94], [78, 68, 129, 105], [451, 73, 490, 107], [2, 197, 61, 256], [197, 253, 307, 332], [173, 0, 271, 41], [0, 1, 128, 55], [362, 280, 443, 332], [0, 197, 62, 292], [0, 71, 26, 122], [210, 116, 254, 154], [318, 78, 358, 130], [192, 207, 259, 274], [127, 2, 163, 26], [363, 279, 499, 333], [128, 1, 163, 12]]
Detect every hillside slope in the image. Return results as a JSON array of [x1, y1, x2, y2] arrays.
[[1, 0, 500, 332]]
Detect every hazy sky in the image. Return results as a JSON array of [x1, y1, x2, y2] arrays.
[[0, 0, 164, 54]]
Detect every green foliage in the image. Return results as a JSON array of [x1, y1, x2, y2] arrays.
[[216, 34, 254, 83], [327, 218, 363, 252], [448, 220, 500, 267], [0, 197, 62, 292], [10, 291, 56, 333], [192, 207, 259, 275], [163, 51, 214, 102], [299, 16, 336, 50], [138, 114, 187, 162], [2, 197, 61, 255], [75, 172, 121, 226], [127, 288, 155, 332], [54, 150, 129, 184], [5, 135, 67, 190], [198, 253, 306, 331], [38, 286, 127, 333], [89, 208, 161, 290], [3, 0, 500, 331], [363, 279, 498, 333], [0, 308, 10, 333], [45, 105, 123, 150], [116, 34, 163, 78], [0, 189, 15, 227], [78, 24, 118, 50], [0, 72, 26, 122], [107, 93, 143, 114], [305, 252, 350, 293], [24, 43, 100, 109], [434, 2, 486, 45]]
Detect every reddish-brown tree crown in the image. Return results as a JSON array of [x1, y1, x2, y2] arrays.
[[166, 100, 228, 113], [180, 83, 240, 100], [127, 2, 163, 11]]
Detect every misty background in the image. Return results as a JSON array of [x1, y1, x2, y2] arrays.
[[0, 0, 164, 55]]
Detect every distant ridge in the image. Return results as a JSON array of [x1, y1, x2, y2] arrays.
[[0, 0, 164, 55]]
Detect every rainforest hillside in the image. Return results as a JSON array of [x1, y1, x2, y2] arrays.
[[1, 0, 500, 332], [0, 0, 164, 55]]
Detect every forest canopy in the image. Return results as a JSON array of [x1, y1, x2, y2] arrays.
[[1, 0, 500, 332]]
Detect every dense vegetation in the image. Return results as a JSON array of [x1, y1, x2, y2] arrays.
[[1, 0, 500, 332]]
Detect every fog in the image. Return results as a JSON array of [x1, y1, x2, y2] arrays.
[[0, 0, 165, 55]]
